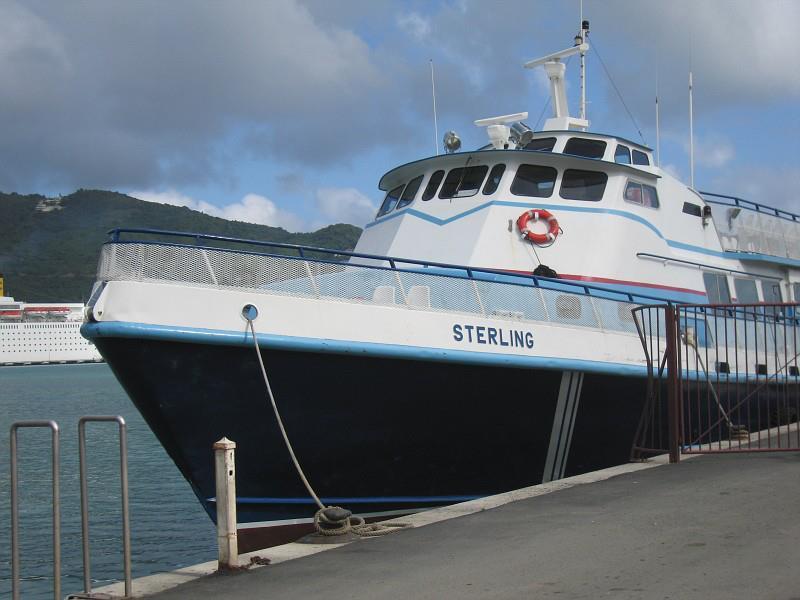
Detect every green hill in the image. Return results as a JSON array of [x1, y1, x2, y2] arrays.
[[0, 189, 362, 302]]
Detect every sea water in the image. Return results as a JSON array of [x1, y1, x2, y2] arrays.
[[0, 364, 216, 599]]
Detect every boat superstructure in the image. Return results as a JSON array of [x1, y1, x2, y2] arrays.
[[81, 24, 800, 550]]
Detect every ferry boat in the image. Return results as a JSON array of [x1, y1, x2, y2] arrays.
[[81, 25, 800, 550], [0, 275, 103, 366]]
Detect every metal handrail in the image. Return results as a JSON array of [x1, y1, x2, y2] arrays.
[[10, 420, 61, 600], [78, 416, 132, 598], [700, 191, 800, 222], [103, 228, 673, 306]]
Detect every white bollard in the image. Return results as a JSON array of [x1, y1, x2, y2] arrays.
[[213, 437, 238, 568]]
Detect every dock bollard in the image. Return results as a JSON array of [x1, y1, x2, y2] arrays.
[[214, 437, 238, 568]]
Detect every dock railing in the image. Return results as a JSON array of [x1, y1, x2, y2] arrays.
[[8, 416, 131, 600], [632, 302, 800, 462]]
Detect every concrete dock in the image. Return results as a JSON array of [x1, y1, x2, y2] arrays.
[[128, 450, 800, 600]]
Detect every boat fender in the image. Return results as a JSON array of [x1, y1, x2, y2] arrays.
[[516, 209, 560, 245]]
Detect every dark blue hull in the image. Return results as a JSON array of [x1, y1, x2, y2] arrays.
[[91, 334, 648, 550]]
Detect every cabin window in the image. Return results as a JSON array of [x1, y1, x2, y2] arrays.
[[510, 164, 557, 197], [632, 150, 650, 166], [560, 169, 608, 202], [482, 164, 506, 195], [396, 175, 424, 210], [614, 144, 631, 164], [563, 137, 607, 159], [703, 273, 731, 304], [760, 280, 782, 304], [377, 184, 404, 217], [439, 165, 489, 199], [734, 279, 759, 304], [422, 170, 444, 201], [523, 137, 556, 152], [624, 181, 659, 208], [683, 202, 702, 217]]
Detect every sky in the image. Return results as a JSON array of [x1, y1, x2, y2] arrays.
[[0, 0, 797, 232]]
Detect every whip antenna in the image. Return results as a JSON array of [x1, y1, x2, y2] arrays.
[[430, 60, 439, 156]]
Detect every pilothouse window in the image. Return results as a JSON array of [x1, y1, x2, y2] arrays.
[[560, 169, 608, 202], [510, 165, 557, 198], [439, 165, 489, 199], [422, 170, 445, 201], [482, 164, 506, 195], [523, 137, 556, 152], [614, 144, 631, 164], [377, 184, 404, 217], [563, 138, 607, 159], [396, 175, 424, 210], [632, 150, 650, 166]]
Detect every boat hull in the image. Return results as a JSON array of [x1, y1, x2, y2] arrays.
[[92, 334, 648, 550]]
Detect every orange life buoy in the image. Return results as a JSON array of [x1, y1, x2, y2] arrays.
[[516, 209, 560, 245]]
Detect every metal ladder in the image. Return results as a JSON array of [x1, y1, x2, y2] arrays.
[[9, 416, 132, 600]]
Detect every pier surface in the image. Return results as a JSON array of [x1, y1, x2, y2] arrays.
[[145, 451, 800, 600]]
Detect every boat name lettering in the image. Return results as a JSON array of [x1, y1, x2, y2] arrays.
[[452, 324, 533, 349]]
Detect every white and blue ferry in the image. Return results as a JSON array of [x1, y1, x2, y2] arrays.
[[81, 28, 800, 549]]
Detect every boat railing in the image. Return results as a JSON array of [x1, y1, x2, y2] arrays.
[[98, 228, 675, 337], [105, 228, 669, 304], [700, 191, 800, 261]]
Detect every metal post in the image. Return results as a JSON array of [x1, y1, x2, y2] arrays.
[[665, 308, 681, 463], [78, 416, 132, 598], [214, 437, 238, 568], [10, 420, 61, 600]]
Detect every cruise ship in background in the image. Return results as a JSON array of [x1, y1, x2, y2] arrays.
[[0, 274, 102, 366]]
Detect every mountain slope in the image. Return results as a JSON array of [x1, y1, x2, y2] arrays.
[[0, 189, 362, 302]]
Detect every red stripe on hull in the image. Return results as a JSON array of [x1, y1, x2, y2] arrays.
[[501, 269, 706, 297]]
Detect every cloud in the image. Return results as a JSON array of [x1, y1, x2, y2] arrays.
[[397, 12, 431, 41], [131, 189, 303, 231], [689, 135, 735, 168], [708, 166, 800, 211], [314, 187, 377, 227], [0, 0, 796, 200]]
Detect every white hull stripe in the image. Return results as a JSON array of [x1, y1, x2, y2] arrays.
[[542, 371, 584, 483]]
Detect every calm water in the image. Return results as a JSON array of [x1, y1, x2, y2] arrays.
[[0, 364, 216, 599]]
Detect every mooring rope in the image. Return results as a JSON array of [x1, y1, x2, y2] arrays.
[[243, 305, 410, 538]]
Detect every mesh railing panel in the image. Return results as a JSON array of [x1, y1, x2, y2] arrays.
[[96, 242, 645, 334]]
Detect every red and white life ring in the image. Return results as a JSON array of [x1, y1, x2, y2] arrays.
[[516, 209, 560, 245]]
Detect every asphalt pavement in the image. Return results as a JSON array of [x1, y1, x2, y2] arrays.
[[143, 449, 800, 600]]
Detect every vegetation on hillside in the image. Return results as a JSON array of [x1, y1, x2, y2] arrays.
[[0, 189, 362, 302]]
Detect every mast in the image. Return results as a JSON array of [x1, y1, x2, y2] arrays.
[[578, 20, 589, 124], [655, 94, 660, 167]]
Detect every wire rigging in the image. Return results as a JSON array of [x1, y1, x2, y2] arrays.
[[591, 40, 647, 144]]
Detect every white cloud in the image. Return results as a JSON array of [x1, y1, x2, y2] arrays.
[[709, 166, 800, 211], [314, 187, 377, 227], [661, 163, 684, 180], [131, 189, 304, 231], [689, 135, 735, 168], [397, 12, 431, 41]]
